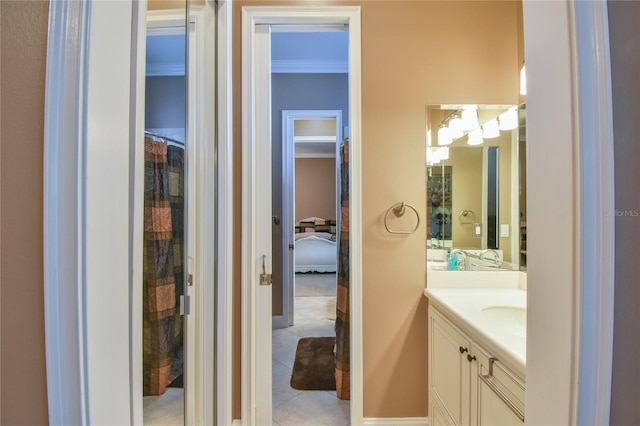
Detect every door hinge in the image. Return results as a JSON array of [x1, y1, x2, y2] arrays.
[[180, 295, 191, 315], [188, 273, 194, 286]]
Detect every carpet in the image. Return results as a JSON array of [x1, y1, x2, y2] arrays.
[[295, 272, 337, 297], [290, 336, 336, 391]]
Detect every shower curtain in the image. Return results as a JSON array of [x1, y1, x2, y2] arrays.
[[143, 136, 185, 396], [335, 138, 350, 400]]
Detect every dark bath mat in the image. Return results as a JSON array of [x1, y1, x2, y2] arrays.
[[290, 336, 336, 391]]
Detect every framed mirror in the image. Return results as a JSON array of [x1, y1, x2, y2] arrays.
[[426, 104, 526, 271]]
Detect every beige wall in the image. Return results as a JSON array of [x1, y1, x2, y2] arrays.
[[0, 1, 50, 424], [0, 0, 522, 421], [233, 0, 520, 418], [295, 158, 337, 223], [448, 147, 483, 248]]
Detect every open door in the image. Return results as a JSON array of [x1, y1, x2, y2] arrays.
[[242, 23, 274, 424]]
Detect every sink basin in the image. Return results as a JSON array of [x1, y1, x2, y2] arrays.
[[480, 306, 526, 329]]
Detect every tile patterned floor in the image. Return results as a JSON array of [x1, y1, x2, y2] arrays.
[[143, 388, 184, 425], [272, 296, 350, 426], [144, 296, 349, 426]]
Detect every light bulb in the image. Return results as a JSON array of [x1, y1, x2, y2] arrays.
[[482, 118, 500, 139], [448, 114, 463, 139], [467, 128, 483, 145], [438, 124, 453, 145], [499, 107, 518, 131], [461, 105, 479, 130]]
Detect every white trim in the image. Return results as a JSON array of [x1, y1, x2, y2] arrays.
[[295, 153, 336, 159], [241, 21, 274, 426], [294, 135, 337, 143], [281, 109, 342, 329], [146, 9, 186, 33], [242, 6, 363, 425], [146, 62, 185, 77], [43, 1, 89, 424], [130, 1, 146, 424], [574, 2, 615, 425], [272, 59, 348, 74], [362, 417, 429, 426], [216, 1, 234, 425], [510, 128, 520, 265]]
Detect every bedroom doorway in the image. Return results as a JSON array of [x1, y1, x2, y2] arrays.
[[269, 27, 351, 425], [278, 110, 343, 329], [241, 7, 362, 424]]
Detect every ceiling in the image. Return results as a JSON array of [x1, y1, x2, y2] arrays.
[[145, 31, 348, 75], [145, 31, 348, 157]]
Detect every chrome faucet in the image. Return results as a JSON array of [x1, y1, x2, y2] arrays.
[[449, 249, 468, 270], [480, 249, 502, 266]]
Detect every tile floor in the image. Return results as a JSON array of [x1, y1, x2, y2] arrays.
[[143, 388, 184, 425], [272, 296, 350, 426], [144, 295, 349, 426]]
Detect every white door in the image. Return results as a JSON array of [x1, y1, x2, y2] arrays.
[[243, 7, 364, 424], [243, 22, 274, 424]]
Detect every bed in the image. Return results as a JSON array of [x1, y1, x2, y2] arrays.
[[294, 217, 337, 273]]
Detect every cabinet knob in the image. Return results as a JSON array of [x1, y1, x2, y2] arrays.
[[459, 346, 468, 354], [467, 354, 476, 362]]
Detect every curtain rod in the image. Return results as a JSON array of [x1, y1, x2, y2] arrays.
[[144, 130, 185, 146]]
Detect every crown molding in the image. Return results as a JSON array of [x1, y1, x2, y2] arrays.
[[272, 59, 348, 74]]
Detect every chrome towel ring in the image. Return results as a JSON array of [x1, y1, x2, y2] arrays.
[[384, 202, 420, 234], [459, 209, 477, 224]]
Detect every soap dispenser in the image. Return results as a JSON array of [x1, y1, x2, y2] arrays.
[[447, 250, 458, 271]]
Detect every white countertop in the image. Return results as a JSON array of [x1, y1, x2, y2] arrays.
[[424, 287, 527, 374]]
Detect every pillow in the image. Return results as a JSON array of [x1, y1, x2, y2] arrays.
[[299, 217, 326, 225], [294, 232, 332, 241]]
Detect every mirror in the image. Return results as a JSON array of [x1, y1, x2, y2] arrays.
[[426, 104, 526, 270]]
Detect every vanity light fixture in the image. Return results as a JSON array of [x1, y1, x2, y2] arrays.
[[461, 104, 479, 130], [482, 118, 500, 139], [467, 128, 484, 145], [448, 113, 464, 139], [427, 146, 450, 164], [437, 124, 453, 145], [498, 106, 518, 131], [520, 64, 527, 96]]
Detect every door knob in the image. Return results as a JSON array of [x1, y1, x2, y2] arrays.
[[272, 215, 280, 225]]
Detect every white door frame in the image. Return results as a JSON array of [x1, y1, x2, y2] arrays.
[[42, 1, 230, 424], [242, 6, 363, 425], [42, 1, 614, 425], [277, 109, 343, 329]]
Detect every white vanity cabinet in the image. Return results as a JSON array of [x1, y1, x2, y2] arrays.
[[428, 306, 525, 426]]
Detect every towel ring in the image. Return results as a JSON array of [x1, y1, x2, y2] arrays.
[[384, 202, 420, 234], [459, 209, 477, 224]]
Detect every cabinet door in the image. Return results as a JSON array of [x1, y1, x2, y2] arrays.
[[429, 309, 472, 426], [430, 397, 456, 426], [472, 344, 525, 425]]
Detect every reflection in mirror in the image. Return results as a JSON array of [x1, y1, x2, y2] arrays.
[[426, 104, 526, 271], [143, 4, 187, 426]]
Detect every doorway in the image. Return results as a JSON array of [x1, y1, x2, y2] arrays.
[[274, 110, 347, 424], [240, 6, 363, 425], [142, 21, 188, 426]]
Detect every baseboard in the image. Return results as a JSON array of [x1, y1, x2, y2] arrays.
[[272, 314, 288, 329], [232, 419, 242, 426], [362, 417, 429, 425]]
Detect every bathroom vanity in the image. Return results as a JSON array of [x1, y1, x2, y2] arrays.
[[425, 287, 526, 426], [424, 103, 528, 425]]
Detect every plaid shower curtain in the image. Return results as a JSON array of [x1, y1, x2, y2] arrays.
[[335, 138, 350, 400], [143, 136, 185, 395]]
